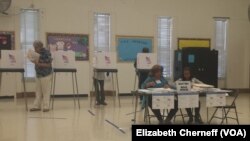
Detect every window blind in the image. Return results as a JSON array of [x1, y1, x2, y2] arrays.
[[214, 18, 228, 78], [20, 9, 39, 78], [94, 13, 111, 52], [157, 17, 173, 78]]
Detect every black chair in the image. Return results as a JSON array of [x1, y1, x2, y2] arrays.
[[173, 109, 187, 124], [208, 89, 240, 125]]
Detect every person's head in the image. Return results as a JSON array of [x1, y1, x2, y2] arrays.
[[142, 47, 149, 53], [150, 64, 163, 79], [33, 40, 44, 53], [182, 67, 193, 80]]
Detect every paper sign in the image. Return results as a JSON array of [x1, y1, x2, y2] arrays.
[[188, 54, 195, 63], [53, 50, 75, 69], [136, 53, 157, 69], [178, 93, 199, 108], [152, 94, 174, 109], [93, 52, 117, 69], [206, 93, 226, 107], [176, 81, 191, 92], [0, 50, 24, 69]]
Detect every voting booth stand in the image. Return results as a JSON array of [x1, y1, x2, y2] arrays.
[[133, 53, 157, 103], [91, 52, 121, 107], [0, 50, 27, 111], [175, 81, 199, 123], [50, 51, 80, 109]]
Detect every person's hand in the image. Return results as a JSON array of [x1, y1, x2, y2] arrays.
[[33, 60, 40, 67], [146, 82, 155, 88]]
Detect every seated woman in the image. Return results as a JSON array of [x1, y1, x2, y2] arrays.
[[141, 65, 178, 124], [177, 67, 203, 124]]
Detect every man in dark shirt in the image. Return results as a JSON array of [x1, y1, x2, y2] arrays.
[[30, 40, 52, 112]]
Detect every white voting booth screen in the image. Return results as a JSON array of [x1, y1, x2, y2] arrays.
[[53, 51, 76, 69], [93, 52, 117, 69], [152, 94, 174, 110], [136, 53, 157, 69], [0, 50, 24, 69], [176, 81, 199, 108]]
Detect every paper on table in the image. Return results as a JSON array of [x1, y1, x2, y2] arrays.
[[178, 94, 199, 108], [152, 95, 174, 109], [147, 88, 175, 93], [27, 49, 40, 62], [206, 93, 226, 107], [192, 83, 214, 88], [206, 88, 232, 93], [138, 89, 151, 93]]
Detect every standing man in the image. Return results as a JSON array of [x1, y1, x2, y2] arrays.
[[94, 72, 107, 105], [30, 40, 52, 112]]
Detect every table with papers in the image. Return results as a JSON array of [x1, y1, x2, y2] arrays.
[[132, 87, 231, 124]]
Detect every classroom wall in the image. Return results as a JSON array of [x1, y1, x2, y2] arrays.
[[0, 0, 249, 96]]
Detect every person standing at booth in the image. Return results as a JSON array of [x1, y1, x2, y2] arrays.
[[30, 40, 52, 112], [94, 72, 108, 105]]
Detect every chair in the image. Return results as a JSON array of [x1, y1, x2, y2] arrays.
[[173, 109, 187, 124], [208, 89, 240, 125]]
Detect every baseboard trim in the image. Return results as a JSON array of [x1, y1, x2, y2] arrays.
[[0, 96, 14, 99]]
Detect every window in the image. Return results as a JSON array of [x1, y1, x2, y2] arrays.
[[214, 18, 228, 78], [157, 17, 173, 78], [94, 13, 111, 52], [20, 9, 39, 78]]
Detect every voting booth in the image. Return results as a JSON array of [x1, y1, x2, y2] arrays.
[[91, 52, 120, 107], [132, 53, 156, 103], [0, 50, 27, 111], [176, 81, 199, 108], [136, 53, 157, 70], [93, 52, 117, 69], [50, 50, 80, 109], [1, 50, 24, 69], [53, 50, 75, 69]]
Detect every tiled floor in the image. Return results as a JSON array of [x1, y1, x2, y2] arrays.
[[0, 93, 249, 141]]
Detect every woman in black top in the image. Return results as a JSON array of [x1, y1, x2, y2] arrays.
[[178, 67, 203, 124]]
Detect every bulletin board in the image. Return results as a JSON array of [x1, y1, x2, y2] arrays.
[[178, 38, 210, 49], [0, 31, 15, 58], [116, 35, 153, 62], [47, 33, 89, 61]]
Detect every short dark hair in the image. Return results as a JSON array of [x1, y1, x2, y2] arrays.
[[33, 40, 43, 49], [182, 66, 193, 80], [150, 64, 162, 77], [142, 47, 149, 53]]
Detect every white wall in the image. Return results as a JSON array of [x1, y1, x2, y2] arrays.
[[0, 0, 249, 96]]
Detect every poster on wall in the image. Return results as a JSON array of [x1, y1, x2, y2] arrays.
[[177, 38, 211, 49], [47, 33, 89, 61], [0, 31, 15, 58], [116, 36, 153, 62]]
